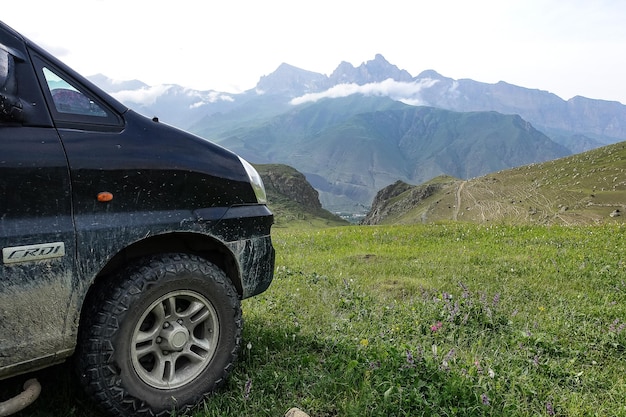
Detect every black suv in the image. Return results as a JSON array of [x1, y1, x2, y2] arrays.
[[0, 20, 274, 417]]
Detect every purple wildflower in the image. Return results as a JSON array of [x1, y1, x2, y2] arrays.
[[406, 350, 415, 366], [492, 293, 501, 307], [244, 378, 252, 400], [416, 345, 424, 361], [481, 393, 490, 406], [546, 401, 555, 416], [449, 301, 460, 322]]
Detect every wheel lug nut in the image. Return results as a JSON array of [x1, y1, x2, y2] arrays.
[[177, 319, 183, 325], [163, 322, 170, 328], [156, 337, 162, 343]]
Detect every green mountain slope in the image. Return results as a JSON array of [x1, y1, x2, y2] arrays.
[[215, 98, 570, 213], [363, 141, 626, 225]]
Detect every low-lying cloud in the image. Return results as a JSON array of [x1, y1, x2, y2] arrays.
[[111, 85, 172, 106], [189, 91, 234, 108], [112, 85, 234, 107], [290, 78, 440, 106]]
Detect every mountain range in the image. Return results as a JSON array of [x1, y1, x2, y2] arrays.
[[88, 54, 626, 215]]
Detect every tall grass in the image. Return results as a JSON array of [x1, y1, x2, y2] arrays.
[[3, 223, 625, 416]]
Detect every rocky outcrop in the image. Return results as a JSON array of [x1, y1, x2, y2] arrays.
[[361, 180, 444, 225], [260, 165, 322, 210]]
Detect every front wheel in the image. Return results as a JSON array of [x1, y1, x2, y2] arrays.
[[77, 253, 242, 417]]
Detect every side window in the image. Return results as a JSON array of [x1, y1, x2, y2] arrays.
[[34, 59, 122, 129], [43, 67, 107, 117]]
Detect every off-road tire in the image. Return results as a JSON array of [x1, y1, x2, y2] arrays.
[[76, 253, 242, 417]]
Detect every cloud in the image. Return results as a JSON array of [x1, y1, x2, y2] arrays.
[[111, 85, 234, 108], [189, 91, 234, 109], [290, 78, 440, 106], [111, 85, 172, 106]]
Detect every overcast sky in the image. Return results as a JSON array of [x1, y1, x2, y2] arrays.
[[4, 0, 626, 104]]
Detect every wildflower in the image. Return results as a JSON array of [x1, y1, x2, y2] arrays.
[[449, 301, 460, 322], [360, 338, 369, 347], [406, 350, 415, 366], [244, 378, 252, 400], [492, 293, 501, 307], [488, 368, 495, 378], [546, 401, 555, 416], [481, 393, 490, 406], [608, 318, 626, 333], [441, 349, 455, 372], [474, 360, 483, 374], [430, 321, 443, 332]]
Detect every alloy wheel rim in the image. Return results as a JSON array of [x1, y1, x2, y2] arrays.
[[130, 290, 219, 389]]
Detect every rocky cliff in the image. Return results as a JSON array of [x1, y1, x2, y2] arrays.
[[260, 165, 322, 210], [256, 164, 348, 227], [361, 178, 455, 225]]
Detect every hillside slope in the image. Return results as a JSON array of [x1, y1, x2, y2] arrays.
[[256, 164, 348, 228], [363, 141, 626, 225]]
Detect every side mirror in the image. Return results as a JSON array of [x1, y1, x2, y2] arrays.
[[0, 48, 9, 88], [0, 46, 23, 122]]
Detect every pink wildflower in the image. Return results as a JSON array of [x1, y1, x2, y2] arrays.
[[430, 321, 443, 332]]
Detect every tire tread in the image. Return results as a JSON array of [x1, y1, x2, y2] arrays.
[[76, 253, 241, 417]]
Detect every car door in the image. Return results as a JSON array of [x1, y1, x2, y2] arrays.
[[0, 38, 77, 376]]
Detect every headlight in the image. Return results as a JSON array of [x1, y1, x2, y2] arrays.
[[238, 156, 267, 204]]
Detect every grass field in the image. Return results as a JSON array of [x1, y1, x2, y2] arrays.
[[3, 223, 625, 416]]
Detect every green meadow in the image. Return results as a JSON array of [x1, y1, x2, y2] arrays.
[[3, 223, 625, 416]]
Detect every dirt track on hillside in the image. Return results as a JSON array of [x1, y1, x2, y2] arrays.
[[453, 181, 465, 221]]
